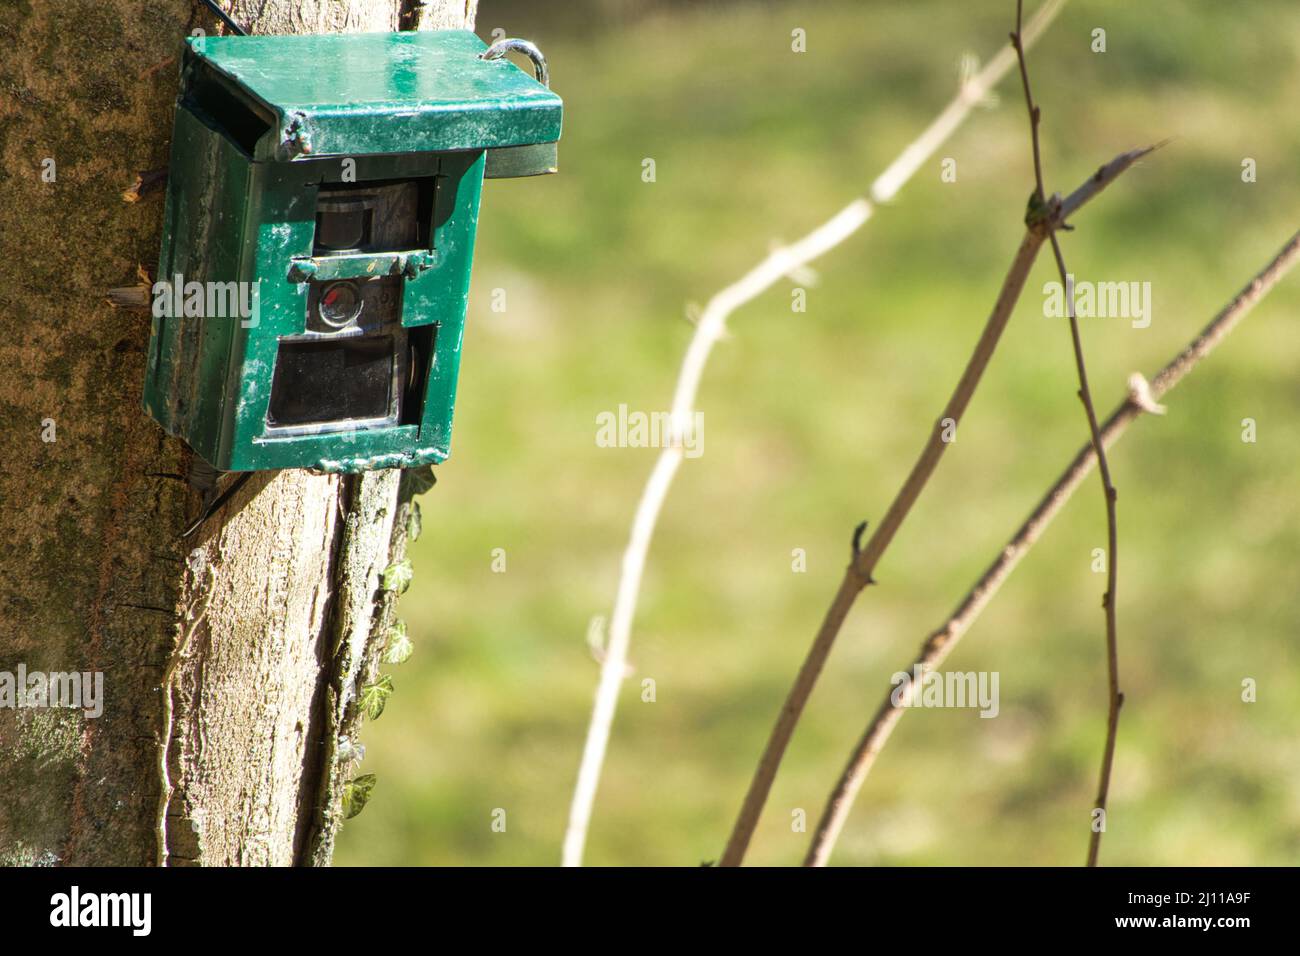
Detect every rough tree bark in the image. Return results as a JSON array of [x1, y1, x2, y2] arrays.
[[0, 0, 476, 866]]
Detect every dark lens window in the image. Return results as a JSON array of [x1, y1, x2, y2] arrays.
[[314, 199, 374, 253], [267, 335, 394, 427]]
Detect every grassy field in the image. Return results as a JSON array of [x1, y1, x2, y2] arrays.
[[336, 0, 1300, 866]]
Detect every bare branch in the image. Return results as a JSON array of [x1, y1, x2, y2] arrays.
[[560, 0, 1070, 868], [1056, 145, 1164, 224], [719, 139, 1152, 867], [804, 228, 1300, 866]]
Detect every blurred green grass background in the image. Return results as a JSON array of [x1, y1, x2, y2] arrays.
[[336, 0, 1300, 866]]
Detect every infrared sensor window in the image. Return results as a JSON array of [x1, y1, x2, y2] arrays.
[[267, 336, 396, 427]]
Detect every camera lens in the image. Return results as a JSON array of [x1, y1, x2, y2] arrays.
[[318, 280, 364, 328]]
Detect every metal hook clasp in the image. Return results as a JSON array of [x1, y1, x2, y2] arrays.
[[480, 38, 550, 87]]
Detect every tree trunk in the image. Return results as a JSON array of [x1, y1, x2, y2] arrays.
[[0, 0, 476, 867]]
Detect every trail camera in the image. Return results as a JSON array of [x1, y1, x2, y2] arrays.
[[142, 30, 562, 472]]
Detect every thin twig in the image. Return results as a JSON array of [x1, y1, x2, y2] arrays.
[[560, 0, 1069, 868], [804, 228, 1300, 865], [720, 141, 1153, 867], [1011, 0, 1122, 866]]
